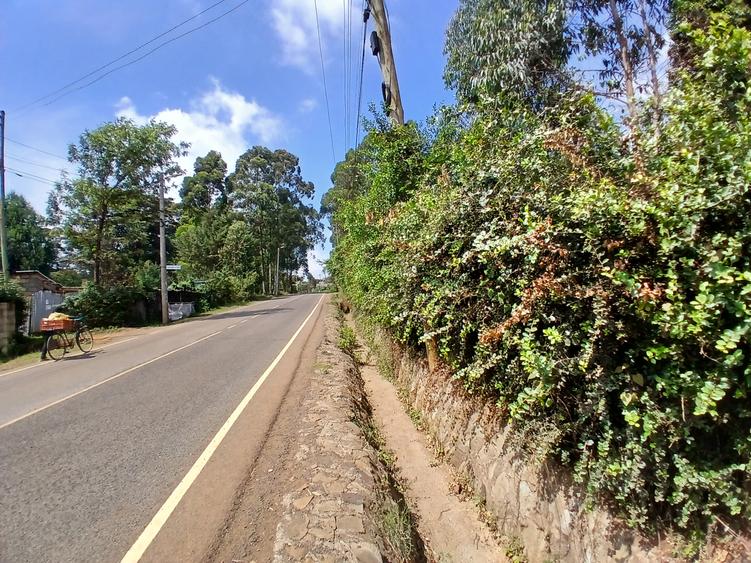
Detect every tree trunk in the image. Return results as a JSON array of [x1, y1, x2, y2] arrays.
[[639, 0, 662, 129], [93, 206, 107, 285], [609, 0, 638, 135], [260, 251, 266, 294]]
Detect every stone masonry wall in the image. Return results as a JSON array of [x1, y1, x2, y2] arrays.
[[0, 302, 16, 355], [366, 324, 681, 563]]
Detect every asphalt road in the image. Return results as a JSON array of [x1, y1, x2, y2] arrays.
[[0, 294, 324, 563]]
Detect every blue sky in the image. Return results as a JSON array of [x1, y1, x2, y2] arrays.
[[0, 0, 458, 276]]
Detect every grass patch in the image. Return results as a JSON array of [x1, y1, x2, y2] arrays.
[[503, 535, 527, 563], [0, 334, 45, 365], [338, 324, 357, 355], [373, 488, 420, 563]]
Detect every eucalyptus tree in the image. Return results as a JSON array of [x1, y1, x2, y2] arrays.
[[228, 146, 321, 291], [444, 0, 670, 131], [179, 150, 230, 222]]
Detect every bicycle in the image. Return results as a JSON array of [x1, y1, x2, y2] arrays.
[[42, 317, 94, 361]]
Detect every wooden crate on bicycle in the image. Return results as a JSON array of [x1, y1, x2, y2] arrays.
[[40, 318, 75, 331]]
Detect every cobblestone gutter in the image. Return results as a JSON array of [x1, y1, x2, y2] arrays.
[[273, 302, 422, 563]]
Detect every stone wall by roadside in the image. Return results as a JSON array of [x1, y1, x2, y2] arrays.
[[363, 323, 725, 563], [273, 303, 420, 563], [0, 302, 16, 355]]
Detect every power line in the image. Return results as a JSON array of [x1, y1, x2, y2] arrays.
[[6, 167, 60, 186], [7, 154, 69, 172], [5, 138, 68, 160], [354, 2, 369, 148], [313, 0, 337, 160], [29, 0, 251, 110], [14, 0, 232, 113]]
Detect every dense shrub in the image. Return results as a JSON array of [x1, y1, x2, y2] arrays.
[[173, 270, 259, 312], [60, 283, 153, 327], [0, 278, 29, 329], [328, 12, 751, 546]]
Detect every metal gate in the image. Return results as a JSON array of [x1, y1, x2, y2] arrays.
[[27, 290, 65, 334]]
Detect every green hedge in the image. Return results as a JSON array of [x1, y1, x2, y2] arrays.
[[329, 13, 751, 548], [0, 278, 28, 329], [60, 284, 154, 327]]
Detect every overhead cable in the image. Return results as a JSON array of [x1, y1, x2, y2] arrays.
[[15, 0, 232, 113], [354, 2, 369, 148], [313, 0, 337, 160], [6, 167, 60, 186], [17, 0, 248, 111], [6, 138, 68, 160]]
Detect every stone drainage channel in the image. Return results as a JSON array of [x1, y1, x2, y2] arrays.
[[272, 301, 426, 562]]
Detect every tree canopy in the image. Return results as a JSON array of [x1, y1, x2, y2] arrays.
[[5, 192, 55, 274], [47, 118, 186, 285]]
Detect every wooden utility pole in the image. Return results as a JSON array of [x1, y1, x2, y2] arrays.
[[158, 183, 169, 324], [275, 245, 280, 296], [368, 1, 439, 370], [0, 111, 10, 279], [368, 0, 404, 125]]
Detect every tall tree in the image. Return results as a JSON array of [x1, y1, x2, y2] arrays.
[[5, 192, 55, 274], [179, 150, 229, 222], [571, 0, 669, 132], [321, 148, 368, 245], [444, 0, 571, 107], [174, 209, 236, 278], [47, 118, 187, 285], [228, 146, 321, 290], [445, 0, 670, 131]]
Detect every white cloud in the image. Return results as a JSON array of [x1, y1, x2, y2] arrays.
[[298, 97, 318, 113], [116, 80, 283, 191], [271, 0, 347, 69]]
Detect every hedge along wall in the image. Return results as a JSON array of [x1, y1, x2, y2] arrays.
[[328, 13, 751, 554]]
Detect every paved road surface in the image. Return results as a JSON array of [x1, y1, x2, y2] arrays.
[[0, 294, 324, 562]]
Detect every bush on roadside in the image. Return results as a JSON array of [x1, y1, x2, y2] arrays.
[[328, 9, 751, 549], [0, 278, 28, 329], [59, 283, 153, 327]]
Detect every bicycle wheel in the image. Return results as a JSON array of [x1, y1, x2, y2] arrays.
[[76, 327, 94, 353], [46, 332, 67, 361]]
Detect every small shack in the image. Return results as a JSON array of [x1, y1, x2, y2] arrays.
[[11, 270, 80, 334]]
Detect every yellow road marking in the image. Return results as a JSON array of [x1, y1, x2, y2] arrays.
[[120, 295, 324, 563]]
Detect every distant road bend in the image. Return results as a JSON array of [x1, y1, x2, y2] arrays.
[[0, 294, 326, 562]]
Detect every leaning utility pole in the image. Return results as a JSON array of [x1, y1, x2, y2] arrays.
[[158, 183, 169, 325], [368, 1, 439, 370], [368, 0, 404, 125], [0, 111, 10, 279]]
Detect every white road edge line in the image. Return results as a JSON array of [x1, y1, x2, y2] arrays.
[[0, 330, 223, 431], [226, 324, 238, 330], [121, 295, 324, 563]]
